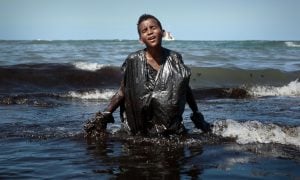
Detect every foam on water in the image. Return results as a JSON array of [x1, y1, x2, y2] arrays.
[[248, 79, 300, 97], [63, 89, 116, 100], [285, 41, 300, 48], [73, 62, 109, 71], [213, 119, 300, 147]]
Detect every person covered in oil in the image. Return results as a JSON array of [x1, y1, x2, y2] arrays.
[[84, 14, 212, 137]]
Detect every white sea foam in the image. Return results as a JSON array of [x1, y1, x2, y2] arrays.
[[213, 119, 300, 147], [73, 62, 108, 71], [63, 89, 116, 100], [285, 41, 300, 48], [248, 79, 300, 97]]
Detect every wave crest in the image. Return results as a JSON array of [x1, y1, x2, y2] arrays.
[[213, 119, 300, 147], [73, 62, 109, 71], [248, 79, 300, 97], [285, 41, 300, 48], [62, 89, 116, 100]]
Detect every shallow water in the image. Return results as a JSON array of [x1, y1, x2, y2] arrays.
[[1, 97, 299, 179], [1, 40, 300, 179], [1, 135, 299, 179]]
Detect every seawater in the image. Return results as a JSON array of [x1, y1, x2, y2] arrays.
[[0, 40, 299, 179]]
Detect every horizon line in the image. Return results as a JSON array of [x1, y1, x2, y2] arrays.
[[1, 39, 300, 41]]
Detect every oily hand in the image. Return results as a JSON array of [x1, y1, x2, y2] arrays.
[[84, 112, 114, 137], [190, 111, 212, 133]]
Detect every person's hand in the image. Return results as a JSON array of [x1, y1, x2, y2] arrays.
[[190, 111, 212, 133], [94, 111, 114, 128], [84, 111, 114, 137]]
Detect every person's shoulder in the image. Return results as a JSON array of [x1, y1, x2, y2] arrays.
[[126, 49, 144, 60], [122, 50, 144, 70], [164, 48, 183, 62]]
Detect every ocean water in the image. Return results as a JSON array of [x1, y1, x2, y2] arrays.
[[0, 40, 299, 179]]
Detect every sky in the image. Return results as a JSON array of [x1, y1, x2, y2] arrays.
[[1, 0, 300, 40]]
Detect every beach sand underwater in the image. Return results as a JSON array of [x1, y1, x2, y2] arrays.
[[0, 40, 299, 179]]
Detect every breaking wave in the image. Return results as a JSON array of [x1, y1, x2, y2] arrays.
[[0, 63, 299, 100], [1, 79, 300, 106], [213, 119, 300, 147], [0, 63, 122, 93], [1, 116, 299, 150], [285, 41, 300, 48], [0, 89, 117, 106], [62, 89, 116, 100], [248, 79, 300, 97], [73, 62, 110, 71]]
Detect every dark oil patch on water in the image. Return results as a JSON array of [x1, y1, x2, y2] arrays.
[[84, 132, 226, 179], [82, 131, 300, 179], [0, 128, 299, 179]]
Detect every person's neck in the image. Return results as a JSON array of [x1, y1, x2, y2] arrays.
[[146, 47, 163, 64]]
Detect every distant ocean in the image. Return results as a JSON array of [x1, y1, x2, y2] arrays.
[[0, 40, 299, 179]]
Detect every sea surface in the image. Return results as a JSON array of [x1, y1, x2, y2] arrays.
[[0, 40, 299, 179]]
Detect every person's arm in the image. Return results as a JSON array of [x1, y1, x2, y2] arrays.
[[186, 85, 199, 113], [186, 85, 212, 133], [104, 58, 128, 113], [104, 79, 125, 113]]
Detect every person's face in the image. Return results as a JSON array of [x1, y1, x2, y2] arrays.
[[138, 18, 163, 48]]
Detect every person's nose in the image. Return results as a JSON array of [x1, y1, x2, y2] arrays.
[[147, 28, 153, 35]]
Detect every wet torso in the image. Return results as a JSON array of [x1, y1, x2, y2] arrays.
[[122, 48, 191, 135]]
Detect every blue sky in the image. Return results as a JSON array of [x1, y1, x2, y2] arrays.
[[1, 0, 300, 40]]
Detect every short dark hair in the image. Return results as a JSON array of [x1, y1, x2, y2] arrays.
[[137, 14, 163, 36]]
